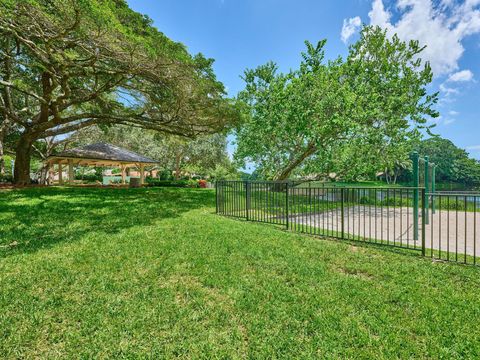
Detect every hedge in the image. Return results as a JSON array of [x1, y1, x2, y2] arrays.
[[145, 178, 199, 188]]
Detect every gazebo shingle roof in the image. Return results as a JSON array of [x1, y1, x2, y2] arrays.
[[51, 142, 158, 164]]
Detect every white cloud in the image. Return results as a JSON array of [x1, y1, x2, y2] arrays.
[[368, 0, 394, 31], [438, 69, 474, 102], [448, 110, 459, 116], [427, 114, 457, 125], [440, 0, 455, 8], [440, 83, 460, 95], [427, 116, 441, 125], [466, 145, 480, 150], [341, 16, 362, 43], [447, 69, 474, 82], [344, 0, 480, 78]]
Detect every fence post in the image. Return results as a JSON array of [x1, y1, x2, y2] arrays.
[[412, 151, 419, 241], [285, 182, 289, 229], [421, 188, 426, 256], [431, 165, 436, 214], [341, 187, 345, 239], [215, 180, 218, 214], [245, 181, 251, 221], [308, 181, 312, 206], [424, 156, 429, 225]]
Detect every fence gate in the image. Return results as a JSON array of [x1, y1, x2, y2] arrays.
[[216, 181, 288, 226], [216, 180, 480, 266]]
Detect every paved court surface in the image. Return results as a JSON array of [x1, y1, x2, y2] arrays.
[[289, 206, 480, 257]]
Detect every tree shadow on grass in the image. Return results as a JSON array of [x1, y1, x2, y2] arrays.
[[0, 187, 214, 258]]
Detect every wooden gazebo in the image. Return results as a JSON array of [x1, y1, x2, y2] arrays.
[[46, 142, 158, 185]]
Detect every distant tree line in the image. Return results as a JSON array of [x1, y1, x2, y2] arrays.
[[394, 137, 480, 186]]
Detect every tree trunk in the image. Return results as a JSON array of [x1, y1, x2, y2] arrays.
[[0, 130, 5, 176], [275, 143, 317, 181], [385, 168, 390, 184], [39, 164, 49, 185], [14, 135, 34, 186]]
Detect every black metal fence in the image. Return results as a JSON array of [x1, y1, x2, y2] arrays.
[[216, 181, 480, 266], [424, 192, 480, 265]]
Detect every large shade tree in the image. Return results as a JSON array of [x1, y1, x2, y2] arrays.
[[234, 26, 438, 180], [0, 0, 239, 184]]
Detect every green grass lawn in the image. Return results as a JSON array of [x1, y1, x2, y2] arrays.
[[1, 187, 480, 358]]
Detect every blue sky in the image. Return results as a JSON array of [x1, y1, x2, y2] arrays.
[[127, 0, 480, 160]]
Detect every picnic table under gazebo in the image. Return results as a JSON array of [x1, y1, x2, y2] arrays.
[[46, 142, 158, 185]]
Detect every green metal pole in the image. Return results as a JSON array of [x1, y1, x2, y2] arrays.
[[424, 156, 429, 225], [341, 187, 345, 239], [421, 188, 426, 256], [412, 152, 419, 241], [431, 165, 436, 214]]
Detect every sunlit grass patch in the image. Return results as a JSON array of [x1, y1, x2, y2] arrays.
[[1, 187, 479, 358]]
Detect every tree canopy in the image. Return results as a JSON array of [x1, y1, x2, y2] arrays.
[[234, 26, 438, 180], [0, 0, 240, 184], [417, 137, 480, 185]]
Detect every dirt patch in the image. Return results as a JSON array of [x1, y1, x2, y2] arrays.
[[349, 245, 364, 253], [336, 267, 375, 280], [0, 241, 19, 249]]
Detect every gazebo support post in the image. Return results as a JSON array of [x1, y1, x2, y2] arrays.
[[68, 159, 74, 185], [140, 164, 145, 185], [121, 165, 126, 184], [58, 162, 63, 185], [48, 162, 54, 185]]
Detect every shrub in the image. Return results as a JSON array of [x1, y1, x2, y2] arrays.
[[75, 174, 102, 183], [158, 170, 174, 181], [186, 179, 199, 188], [359, 196, 371, 205], [145, 178, 202, 188], [146, 179, 190, 187], [0, 174, 13, 184]]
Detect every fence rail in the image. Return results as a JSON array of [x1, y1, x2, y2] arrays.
[[216, 180, 480, 266]]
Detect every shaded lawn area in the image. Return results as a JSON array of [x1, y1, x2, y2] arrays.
[[1, 187, 480, 358]]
